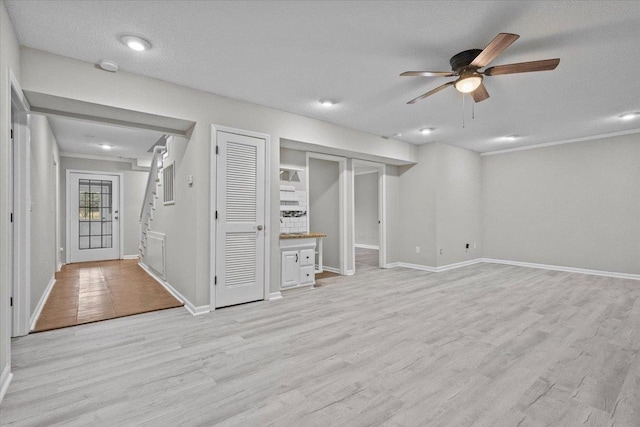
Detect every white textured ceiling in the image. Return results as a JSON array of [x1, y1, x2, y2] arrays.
[[47, 115, 165, 161], [6, 1, 640, 153]]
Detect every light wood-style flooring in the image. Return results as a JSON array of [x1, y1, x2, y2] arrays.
[[3, 262, 639, 425], [34, 259, 183, 332]]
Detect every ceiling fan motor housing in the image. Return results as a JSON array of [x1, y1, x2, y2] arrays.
[[450, 49, 483, 72]]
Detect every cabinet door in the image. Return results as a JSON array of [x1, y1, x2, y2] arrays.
[[281, 250, 299, 288]]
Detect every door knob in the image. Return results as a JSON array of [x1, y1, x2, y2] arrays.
[[257, 225, 264, 231]]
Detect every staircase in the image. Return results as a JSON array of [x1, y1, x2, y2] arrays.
[[139, 146, 165, 259]]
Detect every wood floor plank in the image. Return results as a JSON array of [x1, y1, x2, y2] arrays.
[[2, 250, 639, 425]]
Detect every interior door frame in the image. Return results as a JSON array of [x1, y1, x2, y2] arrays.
[[65, 170, 124, 263], [351, 159, 387, 272], [306, 152, 348, 275], [209, 125, 271, 311], [10, 69, 31, 337]]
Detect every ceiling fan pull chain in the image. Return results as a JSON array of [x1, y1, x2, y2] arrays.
[[462, 93, 466, 128]]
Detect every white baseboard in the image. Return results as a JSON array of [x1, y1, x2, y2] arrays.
[[355, 244, 379, 250], [268, 292, 283, 300], [139, 262, 210, 316], [0, 365, 13, 404], [390, 259, 483, 273], [482, 258, 640, 281], [123, 254, 140, 260], [323, 266, 340, 274], [388, 257, 640, 281], [30, 275, 56, 331], [436, 258, 484, 272], [345, 269, 355, 276], [57, 262, 63, 272]]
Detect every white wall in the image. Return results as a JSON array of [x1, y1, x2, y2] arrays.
[[354, 172, 378, 247], [435, 143, 482, 266], [395, 143, 482, 268], [59, 156, 148, 259], [482, 134, 640, 274], [396, 143, 438, 266], [0, 0, 21, 401], [20, 47, 417, 308], [28, 114, 59, 315], [309, 158, 341, 270]]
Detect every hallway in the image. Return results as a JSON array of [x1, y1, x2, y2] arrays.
[[34, 259, 183, 332]]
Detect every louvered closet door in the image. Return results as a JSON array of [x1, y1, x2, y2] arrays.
[[215, 131, 266, 308]]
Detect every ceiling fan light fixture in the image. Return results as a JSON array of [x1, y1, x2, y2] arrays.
[[454, 72, 483, 94], [121, 35, 151, 51]]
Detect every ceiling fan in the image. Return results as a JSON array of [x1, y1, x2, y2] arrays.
[[401, 33, 560, 104]]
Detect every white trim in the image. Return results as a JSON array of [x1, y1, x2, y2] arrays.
[[30, 276, 56, 331], [481, 129, 640, 156], [387, 257, 640, 280], [345, 269, 355, 276], [355, 243, 380, 250], [0, 365, 13, 404], [10, 68, 31, 337], [354, 169, 378, 176], [481, 258, 640, 281], [138, 261, 211, 315], [65, 170, 124, 263], [268, 292, 283, 300], [306, 152, 348, 275], [123, 254, 140, 260], [390, 259, 483, 273], [210, 125, 271, 311], [57, 262, 64, 272]]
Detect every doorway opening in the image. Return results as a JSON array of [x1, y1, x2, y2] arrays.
[[307, 153, 347, 275], [352, 160, 386, 274]]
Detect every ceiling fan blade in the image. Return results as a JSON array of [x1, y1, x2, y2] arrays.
[[472, 83, 490, 102], [400, 71, 455, 77], [407, 82, 454, 104], [470, 33, 520, 68], [484, 58, 560, 76]]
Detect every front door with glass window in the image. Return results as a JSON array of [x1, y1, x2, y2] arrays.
[[67, 172, 120, 263]]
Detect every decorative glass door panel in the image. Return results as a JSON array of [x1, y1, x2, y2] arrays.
[[68, 172, 120, 263]]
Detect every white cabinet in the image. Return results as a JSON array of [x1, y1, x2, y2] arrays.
[[280, 238, 316, 290]]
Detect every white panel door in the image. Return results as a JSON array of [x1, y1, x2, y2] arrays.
[[68, 172, 120, 263], [215, 131, 265, 308]]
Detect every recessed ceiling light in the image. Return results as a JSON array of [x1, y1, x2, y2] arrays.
[[121, 35, 151, 51], [619, 112, 640, 120], [393, 133, 402, 137], [319, 99, 335, 107], [501, 135, 519, 141], [99, 143, 113, 150], [420, 128, 434, 135]]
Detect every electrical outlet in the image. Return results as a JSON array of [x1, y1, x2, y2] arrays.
[[415, 246, 420, 254]]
